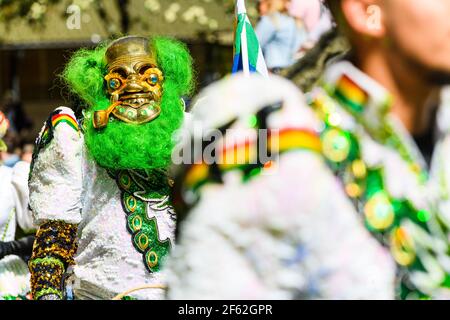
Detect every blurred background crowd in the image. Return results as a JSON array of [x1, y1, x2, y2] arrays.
[[0, 0, 332, 164]]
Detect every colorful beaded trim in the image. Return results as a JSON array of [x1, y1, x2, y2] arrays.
[[29, 257, 65, 300], [29, 221, 78, 300]]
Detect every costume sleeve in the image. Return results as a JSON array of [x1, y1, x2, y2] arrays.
[[29, 106, 83, 225], [28, 106, 83, 300], [10, 161, 35, 233]]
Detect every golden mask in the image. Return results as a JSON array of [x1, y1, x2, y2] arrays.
[[93, 36, 164, 129]]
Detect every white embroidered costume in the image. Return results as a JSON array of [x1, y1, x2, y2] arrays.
[[167, 73, 397, 299], [29, 107, 175, 300]]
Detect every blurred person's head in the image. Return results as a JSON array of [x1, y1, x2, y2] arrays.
[[21, 143, 34, 163], [327, 0, 450, 86], [0, 111, 18, 166], [288, 0, 322, 31], [266, 0, 290, 14], [2, 90, 14, 106], [258, 0, 270, 16], [326, 0, 450, 134]]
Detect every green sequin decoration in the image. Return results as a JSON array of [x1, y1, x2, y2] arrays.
[[131, 215, 143, 231], [417, 210, 431, 223], [136, 232, 149, 250], [126, 195, 137, 212], [109, 169, 173, 273], [119, 172, 132, 190]]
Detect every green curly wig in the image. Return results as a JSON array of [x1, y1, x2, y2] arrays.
[[62, 37, 194, 170]]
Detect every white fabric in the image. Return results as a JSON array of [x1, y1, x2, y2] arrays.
[[236, 0, 246, 15]]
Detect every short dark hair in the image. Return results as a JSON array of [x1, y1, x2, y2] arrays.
[[325, 0, 341, 20], [325, 0, 350, 34]]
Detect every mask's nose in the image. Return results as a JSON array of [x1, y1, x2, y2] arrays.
[[123, 74, 148, 93]]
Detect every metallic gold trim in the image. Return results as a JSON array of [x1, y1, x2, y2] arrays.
[[147, 251, 158, 268], [138, 234, 149, 251]]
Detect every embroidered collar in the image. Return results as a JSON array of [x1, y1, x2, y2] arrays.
[[321, 60, 393, 136]]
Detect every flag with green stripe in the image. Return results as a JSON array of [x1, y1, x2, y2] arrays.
[[232, 0, 268, 77]]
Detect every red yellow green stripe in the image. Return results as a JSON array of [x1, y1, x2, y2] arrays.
[[269, 128, 322, 154], [183, 128, 321, 190], [41, 127, 50, 141], [335, 75, 368, 114], [219, 140, 257, 171], [184, 163, 209, 190], [51, 114, 79, 132]]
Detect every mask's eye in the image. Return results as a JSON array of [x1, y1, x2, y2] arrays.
[[108, 78, 122, 90], [148, 73, 159, 85]]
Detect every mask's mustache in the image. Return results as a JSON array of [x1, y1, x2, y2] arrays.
[[93, 101, 122, 130]]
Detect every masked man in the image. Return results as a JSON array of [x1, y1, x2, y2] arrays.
[[0, 111, 35, 300], [168, 0, 450, 299], [28, 36, 193, 300]]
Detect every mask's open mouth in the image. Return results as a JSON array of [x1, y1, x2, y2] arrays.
[[112, 92, 161, 125], [93, 92, 161, 129], [120, 93, 154, 108]]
